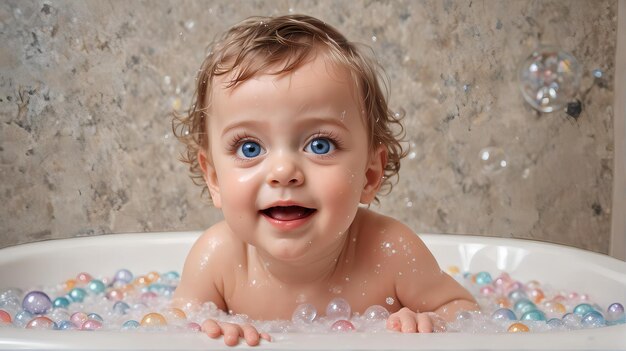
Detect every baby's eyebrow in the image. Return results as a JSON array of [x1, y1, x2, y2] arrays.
[[295, 116, 350, 132], [220, 120, 269, 137]]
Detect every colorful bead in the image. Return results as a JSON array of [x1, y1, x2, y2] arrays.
[[491, 308, 516, 321], [26, 316, 57, 330], [68, 288, 87, 303], [87, 280, 106, 294], [330, 319, 355, 332], [121, 320, 140, 330], [475, 271, 492, 285], [114, 269, 134, 284], [0, 309, 11, 323], [581, 311, 605, 328], [53, 297, 70, 309], [573, 303, 595, 316], [22, 291, 52, 315], [507, 322, 529, 332], [140, 312, 167, 327], [521, 310, 546, 321]]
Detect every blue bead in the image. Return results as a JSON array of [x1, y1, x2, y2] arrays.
[[87, 280, 106, 294], [573, 303, 595, 316], [58, 320, 76, 330], [475, 271, 492, 285], [163, 271, 180, 280], [491, 308, 516, 321], [13, 310, 33, 327], [514, 299, 536, 314], [521, 310, 546, 321], [53, 297, 70, 309], [581, 311, 605, 328], [547, 318, 564, 328], [87, 313, 103, 322], [22, 291, 52, 315], [68, 288, 87, 303], [122, 320, 140, 330], [508, 289, 528, 302], [113, 301, 130, 315]]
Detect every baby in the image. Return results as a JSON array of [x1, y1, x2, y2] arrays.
[[172, 14, 477, 346]]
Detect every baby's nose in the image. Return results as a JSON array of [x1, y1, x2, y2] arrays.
[[266, 153, 304, 187]]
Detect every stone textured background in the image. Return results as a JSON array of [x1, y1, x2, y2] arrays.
[[0, 1, 616, 254]]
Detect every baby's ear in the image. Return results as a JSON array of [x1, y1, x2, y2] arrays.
[[360, 144, 387, 204], [198, 150, 222, 208]]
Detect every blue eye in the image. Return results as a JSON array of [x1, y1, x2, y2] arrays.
[[237, 141, 264, 158], [305, 138, 335, 155]]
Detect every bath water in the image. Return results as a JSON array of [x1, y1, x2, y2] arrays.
[[0, 267, 624, 335]]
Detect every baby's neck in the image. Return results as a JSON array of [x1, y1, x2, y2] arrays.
[[250, 229, 356, 286]]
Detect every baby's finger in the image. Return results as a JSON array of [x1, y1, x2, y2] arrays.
[[241, 324, 261, 346], [398, 311, 417, 333], [201, 319, 223, 339], [416, 313, 434, 333], [220, 322, 244, 346], [386, 313, 402, 331]]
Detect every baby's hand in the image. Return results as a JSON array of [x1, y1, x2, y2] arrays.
[[202, 319, 271, 346], [386, 307, 445, 333]]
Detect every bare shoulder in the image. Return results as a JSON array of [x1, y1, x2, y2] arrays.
[[172, 221, 245, 307], [353, 207, 433, 258]]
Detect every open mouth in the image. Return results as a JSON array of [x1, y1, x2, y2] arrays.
[[260, 206, 316, 221]]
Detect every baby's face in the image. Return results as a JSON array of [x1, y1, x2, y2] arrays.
[[203, 54, 374, 263]]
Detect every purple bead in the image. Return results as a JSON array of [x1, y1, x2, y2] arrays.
[[491, 308, 517, 321], [607, 303, 625, 323], [114, 269, 134, 284], [22, 291, 52, 315]]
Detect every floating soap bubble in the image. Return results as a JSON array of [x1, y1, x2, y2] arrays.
[[292, 303, 317, 324], [363, 305, 390, 321], [326, 298, 351, 321], [518, 46, 582, 113], [479, 147, 508, 174], [13, 310, 33, 327]]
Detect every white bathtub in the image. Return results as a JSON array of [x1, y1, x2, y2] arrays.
[[0, 232, 624, 350]]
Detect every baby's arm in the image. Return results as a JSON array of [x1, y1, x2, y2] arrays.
[[172, 226, 270, 346], [384, 223, 478, 333]]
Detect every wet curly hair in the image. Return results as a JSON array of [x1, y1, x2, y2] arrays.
[[172, 14, 406, 204]]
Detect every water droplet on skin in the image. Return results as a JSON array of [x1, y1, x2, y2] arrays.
[[386, 297, 395, 305], [371, 35, 377, 42]]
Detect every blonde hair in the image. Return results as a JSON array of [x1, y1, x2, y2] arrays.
[[173, 14, 406, 203]]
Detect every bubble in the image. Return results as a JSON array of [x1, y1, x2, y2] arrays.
[[518, 46, 582, 113], [184, 20, 195, 30], [592, 69, 603, 78], [479, 147, 508, 174], [385, 297, 395, 305], [292, 303, 317, 324], [363, 305, 389, 321], [326, 298, 351, 321], [22, 291, 52, 315]]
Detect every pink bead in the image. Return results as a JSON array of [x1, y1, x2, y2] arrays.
[[70, 312, 88, 327], [76, 272, 93, 285], [187, 322, 202, 332], [26, 316, 56, 329], [140, 291, 158, 304], [330, 319, 355, 332], [480, 286, 495, 296], [106, 289, 124, 301], [81, 320, 102, 330]]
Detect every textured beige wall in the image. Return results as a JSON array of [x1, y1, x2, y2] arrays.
[[0, 1, 616, 254]]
